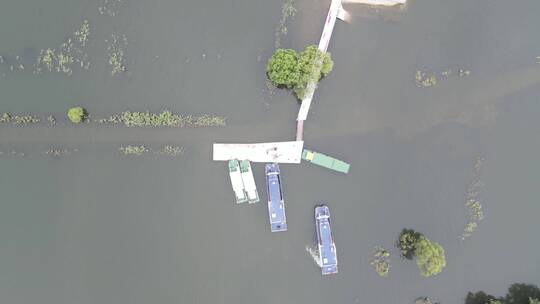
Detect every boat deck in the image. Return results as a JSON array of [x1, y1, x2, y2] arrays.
[[266, 164, 287, 232], [228, 160, 247, 204], [316, 205, 338, 275]]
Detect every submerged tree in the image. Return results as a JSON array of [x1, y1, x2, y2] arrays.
[[506, 284, 540, 304], [266, 45, 334, 100], [396, 228, 423, 259], [266, 48, 299, 88], [414, 237, 446, 277], [67, 106, 87, 124]]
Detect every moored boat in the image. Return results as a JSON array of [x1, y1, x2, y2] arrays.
[[315, 205, 338, 275], [239, 160, 259, 204], [265, 163, 287, 232], [228, 159, 248, 204]]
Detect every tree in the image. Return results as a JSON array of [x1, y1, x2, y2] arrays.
[[466, 291, 500, 304], [266, 45, 334, 100], [266, 49, 299, 88], [294, 45, 334, 99], [396, 228, 423, 260], [505, 284, 540, 304], [415, 237, 446, 277], [67, 106, 87, 124]]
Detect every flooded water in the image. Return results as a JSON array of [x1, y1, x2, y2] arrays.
[[1, 0, 539, 303]]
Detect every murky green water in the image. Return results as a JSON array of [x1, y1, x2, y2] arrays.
[[1, 0, 539, 303]]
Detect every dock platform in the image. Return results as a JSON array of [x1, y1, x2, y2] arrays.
[[213, 141, 304, 163]]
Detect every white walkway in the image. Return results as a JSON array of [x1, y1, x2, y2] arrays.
[[213, 141, 304, 163]]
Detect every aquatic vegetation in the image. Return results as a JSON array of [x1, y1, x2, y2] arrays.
[[415, 70, 437, 87], [461, 157, 485, 240], [0, 113, 40, 125], [370, 246, 391, 277], [415, 237, 446, 277], [74, 20, 90, 47], [67, 107, 87, 124], [119, 145, 148, 156], [119, 110, 226, 127], [43, 148, 78, 157], [99, 0, 125, 16], [415, 297, 439, 304], [0, 150, 25, 157], [0, 113, 11, 123], [106, 33, 127, 76], [35, 20, 91, 75], [396, 228, 422, 259], [267, 45, 333, 100], [274, 0, 297, 48], [47, 115, 56, 125], [153, 145, 185, 157]]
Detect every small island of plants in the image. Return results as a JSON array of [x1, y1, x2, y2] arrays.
[[396, 228, 447, 277]]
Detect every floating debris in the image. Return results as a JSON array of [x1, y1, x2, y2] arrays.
[[119, 145, 148, 156], [536, 56, 540, 64], [274, 0, 297, 49], [370, 246, 391, 277], [461, 157, 485, 240], [415, 70, 437, 87], [106, 33, 127, 76]]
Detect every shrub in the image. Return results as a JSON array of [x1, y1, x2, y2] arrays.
[[266, 49, 299, 88], [396, 228, 423, 259], [67, 107, 87, 123], [415, 237, 446, 277]]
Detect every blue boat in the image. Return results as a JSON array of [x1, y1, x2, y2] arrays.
[[265, 163, 287, 232], [315, 205, 338, 275]]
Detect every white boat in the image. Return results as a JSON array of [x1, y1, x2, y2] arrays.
[[228, 160, 248, 204], [239, 160, 259, 204]]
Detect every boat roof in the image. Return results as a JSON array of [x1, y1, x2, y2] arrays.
[[316, 206, 337, 273]]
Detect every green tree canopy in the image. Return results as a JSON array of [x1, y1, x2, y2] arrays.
[[67, 106, 87, 124], [506, 284, 540, 304], [294, 45, 333, 99], [415, 237, 446, 277], [396, 228, 423, 260], [466, 291, 501, 304], [266, 45, 334, 100], [266, 48, 299, 88]]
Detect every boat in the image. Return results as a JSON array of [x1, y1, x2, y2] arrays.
[[239, 160, 259, 204], [228, 160, 248, 204], [315, 205, 338, 275], [265, 163, 287, 232], [302, 149, 350, 174]]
